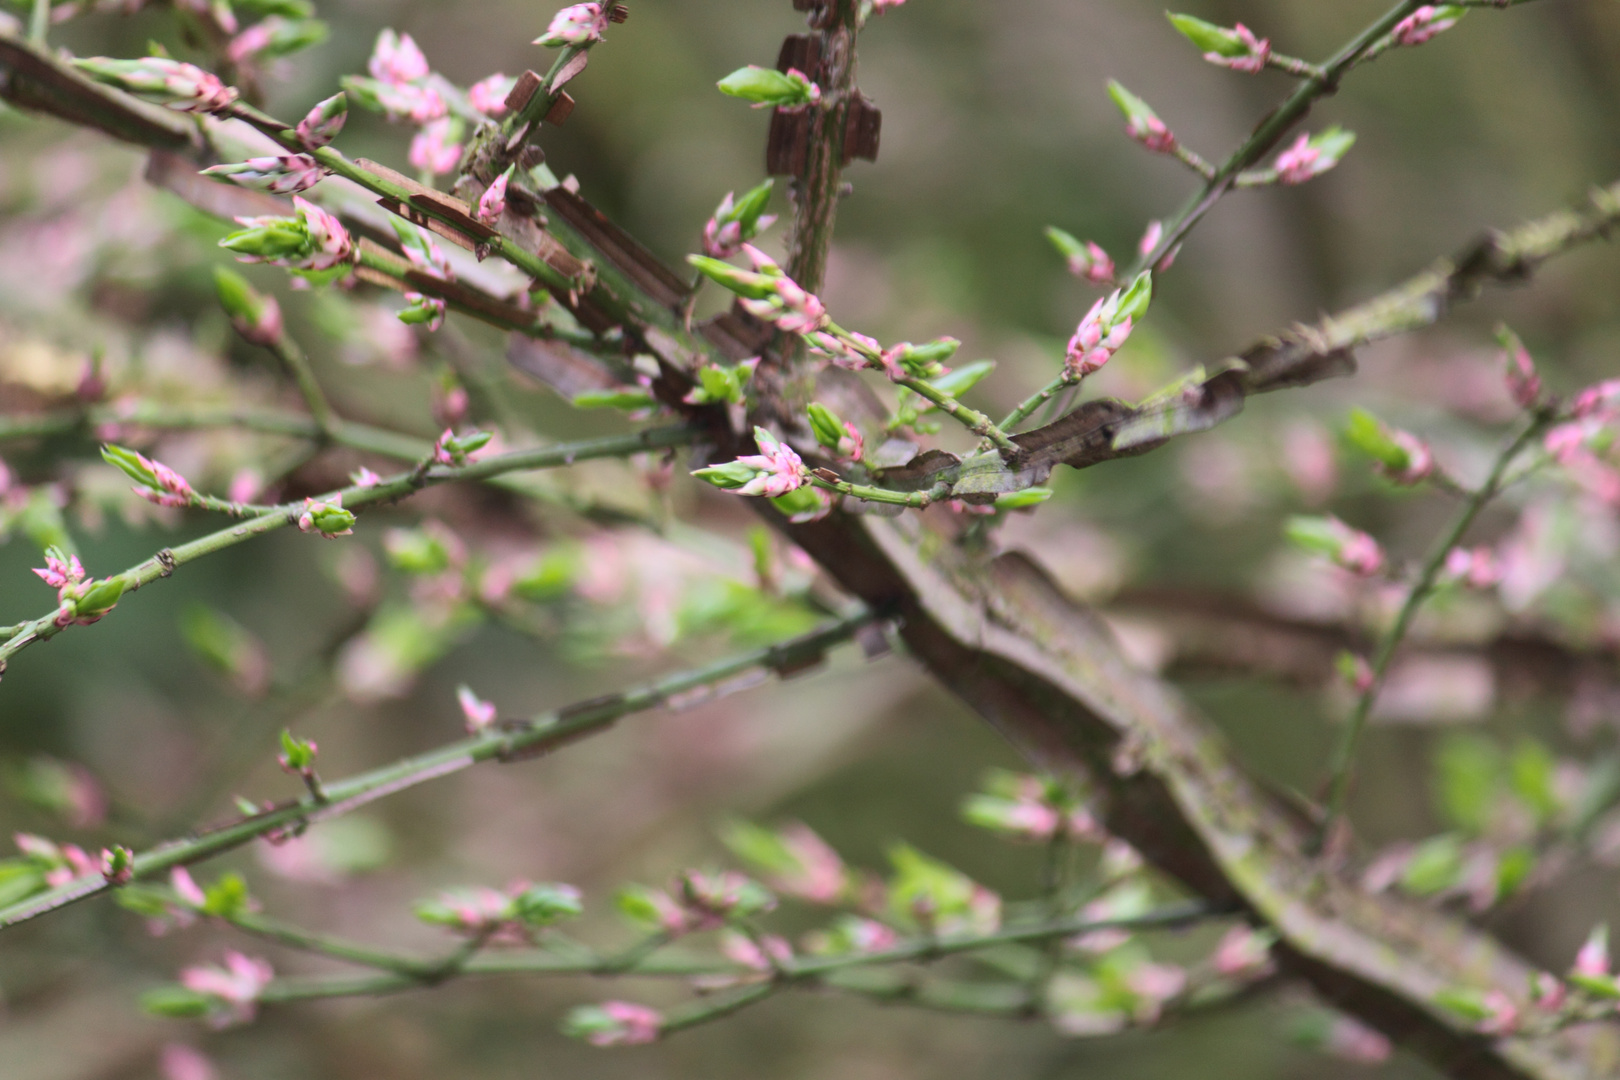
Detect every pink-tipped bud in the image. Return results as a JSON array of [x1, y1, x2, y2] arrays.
[[1502, 335, 1542, 410], [409, 119, 462, 176], [1574, 925, 1610, 979], [456, 685, 497, 733], [476, 167, 512, 225], [1392, 5, 1462, 47], [535, 3, 609, 47], [467, 74, 517, 116]]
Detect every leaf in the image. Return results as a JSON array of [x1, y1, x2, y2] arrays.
[[1401, 833, 1464, 895]]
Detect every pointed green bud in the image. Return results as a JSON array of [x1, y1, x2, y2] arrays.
[[806, 403, 848, 451]]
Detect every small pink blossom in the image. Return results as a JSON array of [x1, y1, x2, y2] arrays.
[[1444, 546, 1501, 589], [172, 867, 207, 908], [1205, 24, 1270, 73], [1275, 133, 1321, 184], [1126, 114, 1176, 153], [1137, 220, 1163, 258], [34, 551, 85, 591], [467, 74, 516, 116], [1571, 379, 1620, 421], [1125, 962, 1186, 1021], [409, 119, 462, 176], [350, 467, 382, 488], [1213, 925, 1274, 977], [730, 429, 808, 497], [870, 0, 906, 9], [1065, 292, 1133, 378], [767, 823, 847, 903], [1066, 240, 1114, 284], [536, 3, 608, 47], [476, 170, 511, 225], [294, 196, 353, 270], [1531, 972, 1567, 1013], [1379, 430, 1434, 485], [1573, 925, 1609, 979], [589, 1001, 662, 1046], [372, 81, 447, 123], [132, 454, 196, 508], [179, 951, 274, 1026], [1393, 5, 1462, 47], [369, 30, 429, 84], [1339, 530, 1384, 577], [840, 917, 899, 953], [457, 685, 498, 733]]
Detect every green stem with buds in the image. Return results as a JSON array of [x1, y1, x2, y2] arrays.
[[1316, 411, 1555, 847], [0, 425, 697, 666]]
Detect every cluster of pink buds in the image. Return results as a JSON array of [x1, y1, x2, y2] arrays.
[[689, 928, 796, 988], [101, 845, 135, 885], [1444, 546, 1502, 589], [222, 197, 355, 273], [33, 545, 126, 627], [564, 1001, 663, 1046], [456, 685, 498, 733], [349, 30, 445, 122], [430, 428, 493, 467], [476, 167, 514, 225], [687, 245, 826, 333], [1065, 271, 1152, 379], [1108, 80, 1176, 153], [673, 869, 777, 927], [1392, 5, 1464, 47], [177, 951, 274, 1026], [702, 180, 777, 259], [1272, 127, 1355, 185], [202, 154, 329, 196], [14, 832, 98, 886], [298, 494, 355, 537], [1285, 515, 1385, 577], [535, 3, 609, 47], [73, 56, 238, 114], [963, 772, 1103, 843], [691, 427, 809, 498]]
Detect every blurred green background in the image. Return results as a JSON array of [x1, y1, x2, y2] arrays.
[[2, 0, 1620, 1077]]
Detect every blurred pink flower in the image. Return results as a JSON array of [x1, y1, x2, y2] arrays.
[[536, 3, 609, 47], [1205, 24, 1270, 73], [1275, 133, 1321, 184], [590, 1001, 661, 1046], [369, 30, 430, 84], [159, 1044, 217, 1080], [467, 74, 516, 115], [409, 119, 462, 175], [1393, 5, 1461, 47], [180, 951, 273, 1026]]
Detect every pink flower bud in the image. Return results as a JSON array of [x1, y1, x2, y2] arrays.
[[172, 867, 208, 908], [1275, 133, 1322, 185], [179, 951, 273, 1026], [1574, 925, 1610, 979], [1477, 990, 1520, 1036], [1068, 241, 1115, 284], [1204, 24, 1271, 73], [1213, 925, 1273, 977], [202, 154, 328, 196], [1393, 5, 1462, 47], [1503, 339, 1541, 410], [590, 1001, 662, 1046], [535, 3, 609, 47], [476, 168, 511, 225], [457, 685, 497, 733], [159, 1044, 217, 1080]]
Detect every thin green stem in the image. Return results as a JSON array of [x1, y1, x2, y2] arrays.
[[0, 611, 876, 931], [999, 374, 1079, 433], [0, 403, 430, 459], [27, 0, 47, 45], [266, 335, 337, 437], [204, 901, 1220, 1010], [1317, 413, 1554, 843], [0, 425, 697, 666], [808, 473, 942, 509], [1127, 0, 1427, 278]]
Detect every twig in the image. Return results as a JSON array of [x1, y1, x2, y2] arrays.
[[1316, 412, 1555, 846], [0, 611, 878, 931]]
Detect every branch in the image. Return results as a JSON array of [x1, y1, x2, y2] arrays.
[[0, 611, 878, 930], [1319, 411, 1555, 841], [0, 425, 696, 667]]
